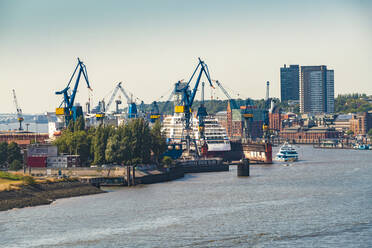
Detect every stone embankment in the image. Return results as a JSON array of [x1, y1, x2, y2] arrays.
[[0, 180, 104, 211]]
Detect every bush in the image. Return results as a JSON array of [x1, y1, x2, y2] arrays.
[[22, 176, 35, 185], [0, 171, 23, 180], [162, 156, 173, 168], [9, 160, 23, 171]]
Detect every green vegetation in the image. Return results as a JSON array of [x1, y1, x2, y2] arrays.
[[335, 93, 372, 113], [162, 156, 174, 168], [0, 171, 23, 180], [9, 160, 23, 171], [22, 175, 35, 185], [0, 141, 23, 170], [54, 118, 167, 166], [368, 128, 372, 137]]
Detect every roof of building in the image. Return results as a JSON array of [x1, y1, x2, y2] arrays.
[[335, 114, 353, 121]]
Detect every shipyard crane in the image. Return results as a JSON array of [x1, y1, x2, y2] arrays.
[[174, 58, 215, 154], [212, 80, 239, 110], [55, 58, 92, 127], [149, 101, 160, 123], [104, 82, 138, 119], [12, 89, 24, 131]]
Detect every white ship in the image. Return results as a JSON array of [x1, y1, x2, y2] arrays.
[[275, 142, 299, 162], [161, 114, 231, 155]]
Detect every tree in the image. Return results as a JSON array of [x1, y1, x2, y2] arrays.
[[9, 160, 22, 171], [7, 142, 23, 164], [120, 118, 152, 165], [346, 130, 354, 136], [74, 116, 85, 132], [368, 128, 372, 137], [105, 134, 121, 164], [0, 142, 8, 166], [92, 125, 112, 165], [150, 120, 167, 164], [162, 156, 173, 168]]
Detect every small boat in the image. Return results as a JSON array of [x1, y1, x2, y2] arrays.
[[275, 142, 299, 162], [354, 144, 370, 150]]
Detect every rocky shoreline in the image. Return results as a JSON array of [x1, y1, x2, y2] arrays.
[[0, 180, 104, 211]]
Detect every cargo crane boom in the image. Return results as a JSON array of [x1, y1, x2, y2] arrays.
[[103, 82, 137, 118], [55, 58, 92, 127], [118, 83, 137, 118], [12, 89, 24, 131], [175, 58, 214, 154], [213, 80, 239, 109]]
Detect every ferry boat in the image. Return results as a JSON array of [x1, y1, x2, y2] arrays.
[[161, 115, 231, 157], [275, 142, 299, 162]]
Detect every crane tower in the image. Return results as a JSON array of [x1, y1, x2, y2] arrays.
[[12, 89, 24, 131]]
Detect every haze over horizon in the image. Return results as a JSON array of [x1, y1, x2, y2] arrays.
[[1, 0, 371, 114]]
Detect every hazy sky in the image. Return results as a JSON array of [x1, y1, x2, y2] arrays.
[[1, 0, 371, 114]]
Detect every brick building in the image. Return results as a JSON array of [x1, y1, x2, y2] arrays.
[[226, 101, 265, 140], [268, 102, 282, 132], [350, 112, 372, 136], [280, 126, 339, 143]]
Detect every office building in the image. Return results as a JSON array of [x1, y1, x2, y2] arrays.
[[280, 64, 299, 101], [299, 65, 334, 113]]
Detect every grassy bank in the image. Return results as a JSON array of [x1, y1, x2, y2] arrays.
[[0, 173, 105, 211]]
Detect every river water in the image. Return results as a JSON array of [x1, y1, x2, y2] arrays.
[[1, 146, 372, 248]]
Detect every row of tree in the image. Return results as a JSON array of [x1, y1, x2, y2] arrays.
[[0, 142, 23, 170], [146, 93, 372, 115], [335, 93, 372, 114], [53, 117, 167, 166]]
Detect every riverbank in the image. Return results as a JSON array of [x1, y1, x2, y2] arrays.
[[0, 180, 104, 211]]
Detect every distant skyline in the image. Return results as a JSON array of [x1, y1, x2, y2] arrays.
[[1, 0, 371, 114]]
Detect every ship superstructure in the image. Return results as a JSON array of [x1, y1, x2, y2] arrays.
[[161, 114, 231, 156]]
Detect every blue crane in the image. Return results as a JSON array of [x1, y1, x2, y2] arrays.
[[174, 58, 214, 154], [55, 58, 92, 127], [175, 58, 214, 130]]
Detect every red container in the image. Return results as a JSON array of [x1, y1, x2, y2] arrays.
[[27, 156, 47, 168]]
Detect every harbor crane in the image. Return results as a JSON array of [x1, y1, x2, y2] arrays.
[[12, 89, 24, 131], [55, 58, 92, 127], [174, 58, 214, 154], [104, 82, 138, 119]]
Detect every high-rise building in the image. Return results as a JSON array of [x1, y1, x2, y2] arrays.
[[280, 64, 299, 102], [299, 65, 334, 114]]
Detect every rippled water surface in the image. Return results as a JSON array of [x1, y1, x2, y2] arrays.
[[1, 146, 372, 248]]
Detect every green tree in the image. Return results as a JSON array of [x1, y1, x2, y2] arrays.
[[150, 120, 167, 164], [0, 142, 8, 166], [346, 130, 354, 136], [105, 134, 121, 164], [368, 128, 372, 137], [7, 142, 23, 164], [162, 156, 173, 168], [120, 118, 151, 165], [9, 160, 23, 171], [92, 125, 113, 165], [74, 116, 85, 132]]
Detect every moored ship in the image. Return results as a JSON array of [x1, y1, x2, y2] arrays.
[[161, 114, 231, 158]]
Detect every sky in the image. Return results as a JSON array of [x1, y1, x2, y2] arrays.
[[0, 0, 371, 114]]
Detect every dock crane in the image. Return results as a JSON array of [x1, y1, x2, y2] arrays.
[[104, 82, 138, 119], [174, 58, 215, 154], [55, 58, 92, 127], [12, 89, 24, 131]]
